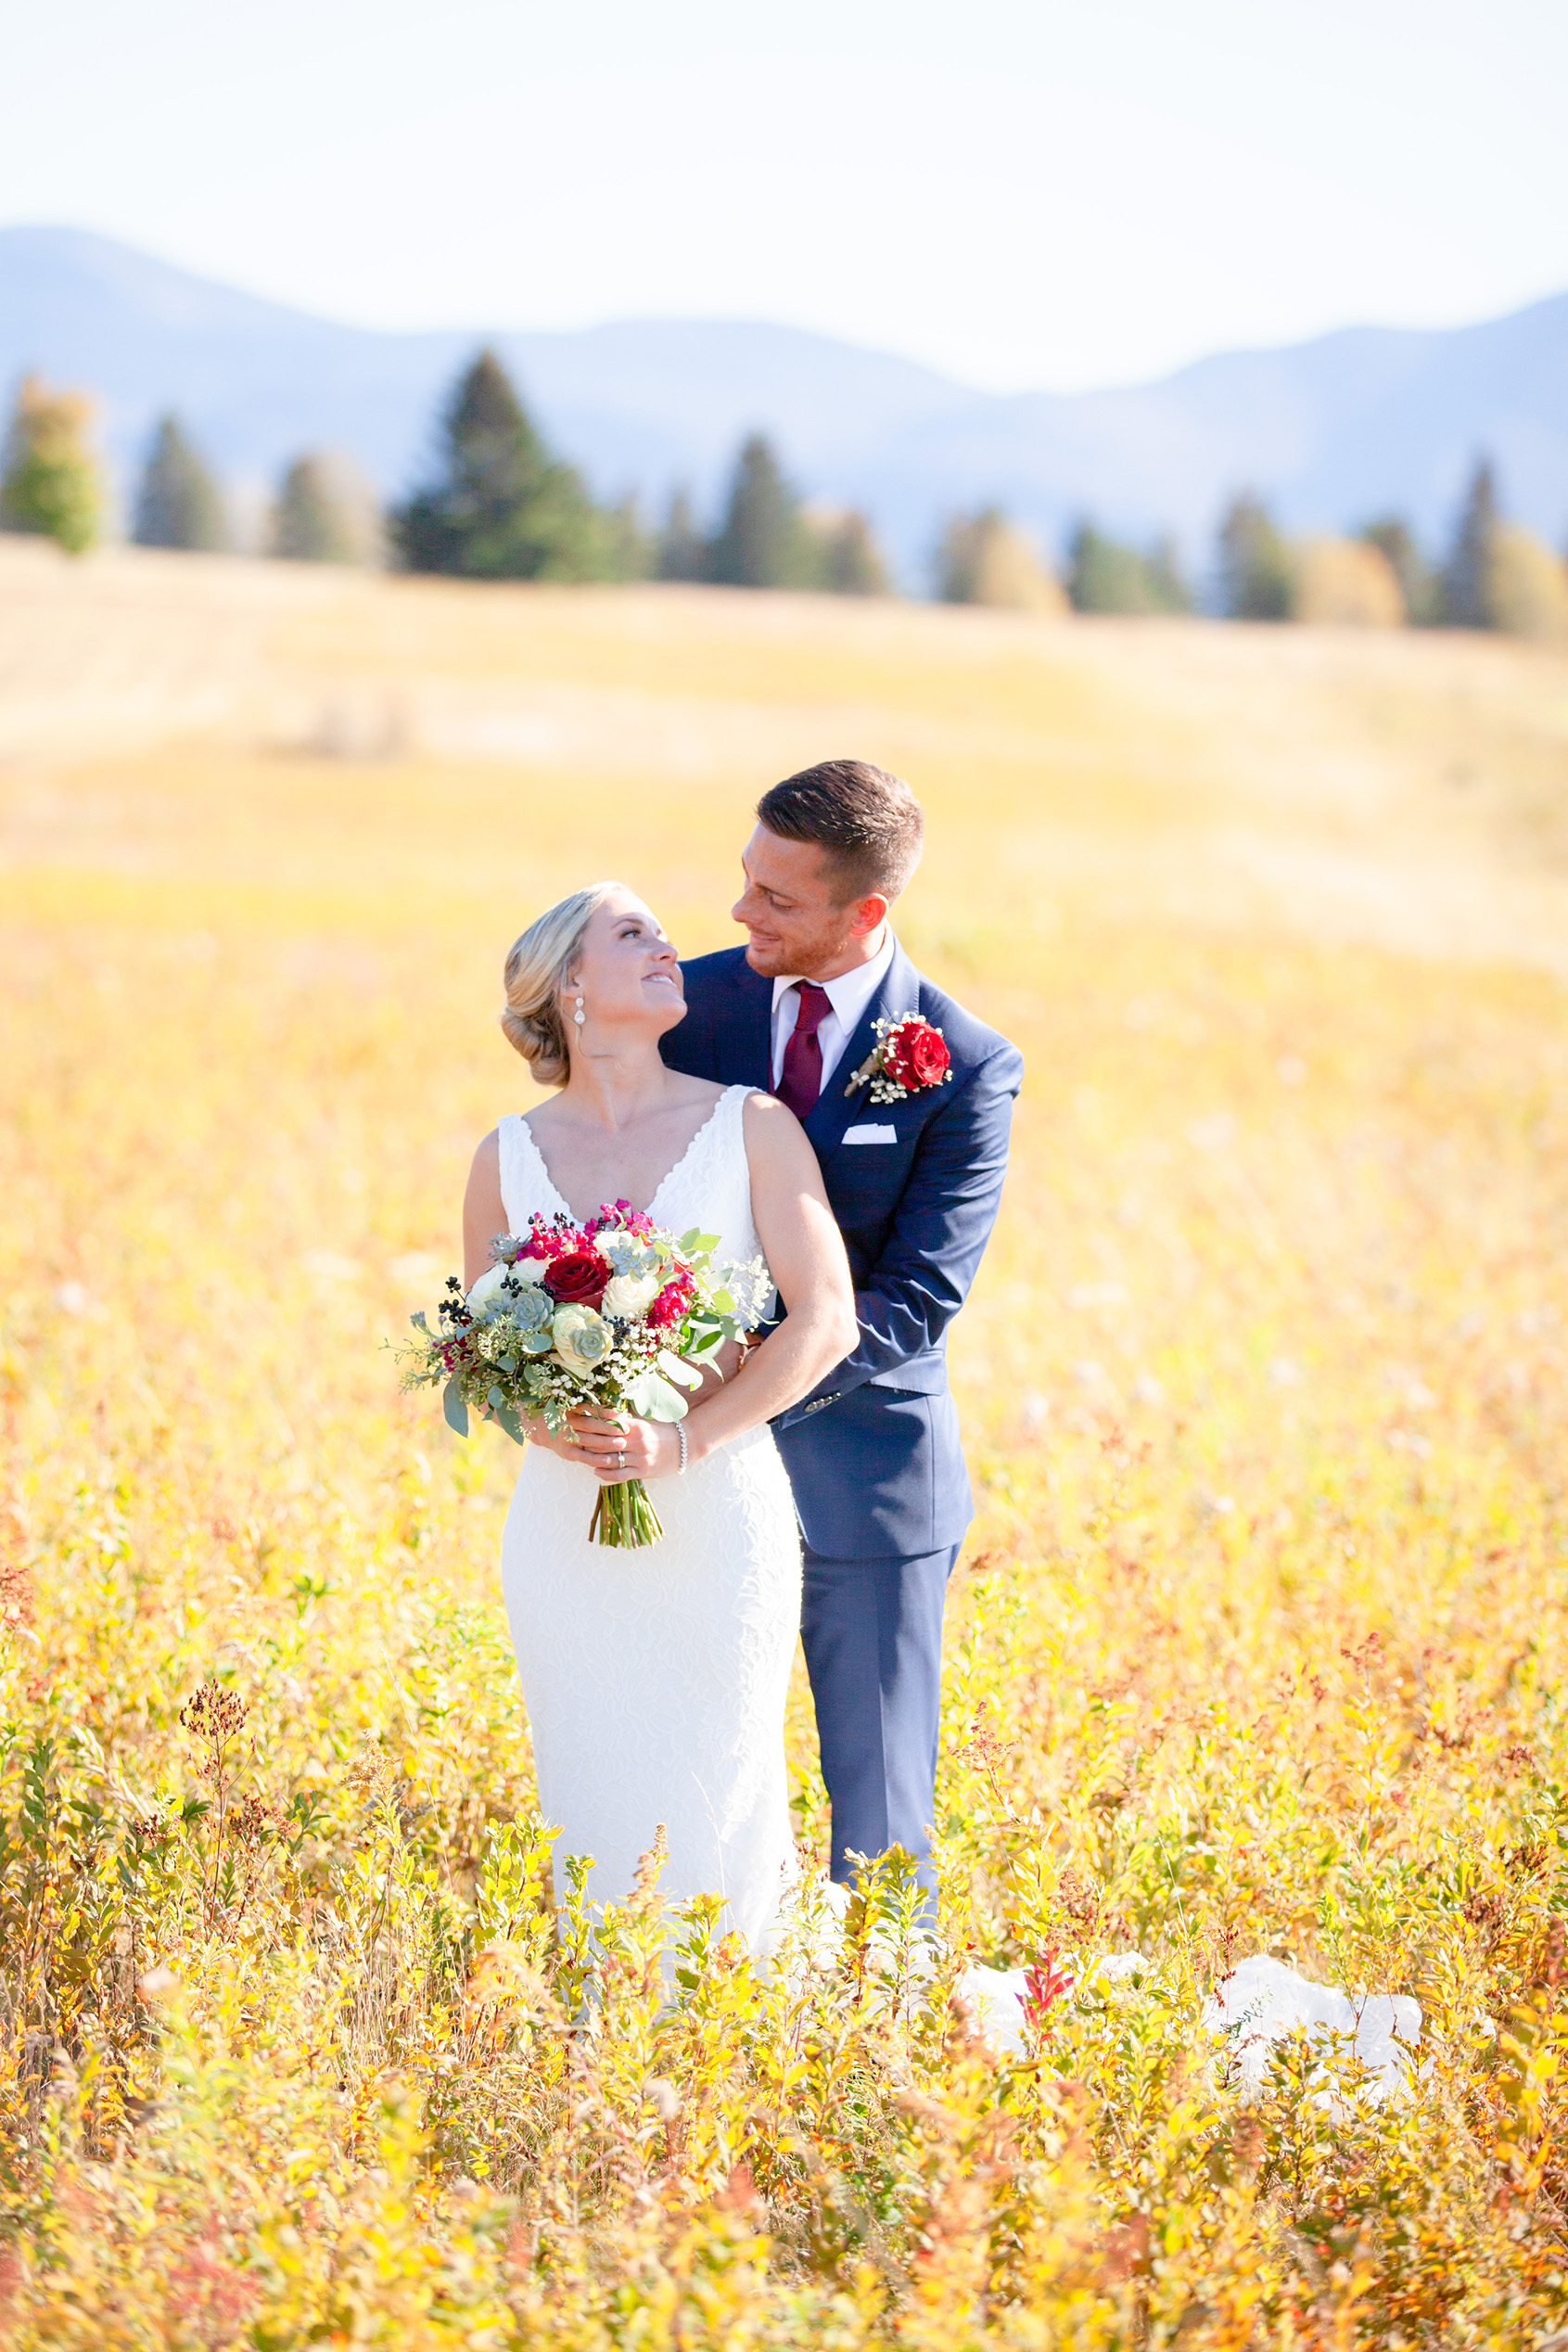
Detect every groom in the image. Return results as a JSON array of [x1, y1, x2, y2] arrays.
[[662, 759, 1024, 1906]]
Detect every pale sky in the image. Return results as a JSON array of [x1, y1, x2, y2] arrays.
[[3, 0, 1564, 393]]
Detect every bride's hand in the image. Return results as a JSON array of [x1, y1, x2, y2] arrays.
[[517, 1410, 624, 1467], [524, 1409, 677, 1481], [578, 1413, 682, 1484]]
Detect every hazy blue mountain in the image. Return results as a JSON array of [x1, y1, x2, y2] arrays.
[[3, 224, 1566, 585]]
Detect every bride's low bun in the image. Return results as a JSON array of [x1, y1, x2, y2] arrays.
[[500, 882, 619, 1086]]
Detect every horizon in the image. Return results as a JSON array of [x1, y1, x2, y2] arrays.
[[3, 0, 1564, 397], [7, 218, 1563, 410]]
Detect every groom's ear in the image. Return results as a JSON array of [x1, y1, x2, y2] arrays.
[[847, 891, 890, 939]]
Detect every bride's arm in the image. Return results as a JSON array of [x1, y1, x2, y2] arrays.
[[583, 1093, 857, 1484], [463, 1131, 504, 1288], [462, 1129, 596, 1464]]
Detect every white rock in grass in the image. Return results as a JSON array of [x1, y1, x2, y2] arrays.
[[954, 1949, 1421, 2101], [1202, 1955, 1420, 2102], [957, 1965, 1032, 2052]]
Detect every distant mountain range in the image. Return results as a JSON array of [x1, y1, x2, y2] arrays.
[[4, 224, 1567, 587]]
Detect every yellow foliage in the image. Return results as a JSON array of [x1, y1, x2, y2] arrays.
[[1290, 535, 1406, 627], [0, 374, 102, 556], [971, 518, 1066, 614], [2, 547, 1568, 2343], [1489, 522, 1568, 644], [943, 510, 1067, 613]]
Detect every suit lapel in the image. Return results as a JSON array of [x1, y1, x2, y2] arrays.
[[803, 937, 921, 1154], [723, 952, 774, 1090]]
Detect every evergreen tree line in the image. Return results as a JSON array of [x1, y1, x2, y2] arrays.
[[4, 354, 1568, 644], [1208, 461, 1568, 635]]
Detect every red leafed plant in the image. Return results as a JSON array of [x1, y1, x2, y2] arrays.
[[1022, 1944, 1076, 2038]]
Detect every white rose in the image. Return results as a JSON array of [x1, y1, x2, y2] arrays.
[[465, 1264, 509, 1319], [551, 1304, 612, 1377], [508, 1254, 548, 1285], [601, 1271, 661, 1324]]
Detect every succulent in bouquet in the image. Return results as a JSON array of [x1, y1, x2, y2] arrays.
[[399, 1201, 770, 1547]]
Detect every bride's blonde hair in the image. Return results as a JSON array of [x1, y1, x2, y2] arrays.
[[500, 882, 620, 1086]]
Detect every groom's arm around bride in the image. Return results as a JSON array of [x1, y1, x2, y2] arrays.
[[662, 759, 1024, 1907]]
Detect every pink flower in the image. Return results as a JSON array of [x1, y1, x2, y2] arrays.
[[521, 1215, 587, 1262], [646, 1272, 695, 1332], [589, 1200, 656, 1238]]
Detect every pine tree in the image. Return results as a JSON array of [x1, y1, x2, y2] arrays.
[[1066, 521, 1189, 615], [1145, 536, 1192, 614], [1443, 458, 1500, 629], [391, 350, 614, 582], [133, 415, 226, 551], [707, 434, 814, 589], [1216, 492, 1293, 620], [0, 374, 102, 555], [817, 508, 889, 596], [655, 487, 707, 582], [271, 453, 363, 562], [607, 493, 651, 582]]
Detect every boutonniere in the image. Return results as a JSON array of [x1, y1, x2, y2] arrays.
[[844, 1014, 953, 1103]]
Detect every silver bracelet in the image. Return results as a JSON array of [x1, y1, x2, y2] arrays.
[[676, 1423, 688, 1475]]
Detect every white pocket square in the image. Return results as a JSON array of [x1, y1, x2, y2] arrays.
[[842, 1123, 898, 1145]]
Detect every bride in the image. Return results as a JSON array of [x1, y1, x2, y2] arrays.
[[463, 881, 858, 1949]]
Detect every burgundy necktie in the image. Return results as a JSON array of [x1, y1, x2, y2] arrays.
[[777, 980, 831, 1118]]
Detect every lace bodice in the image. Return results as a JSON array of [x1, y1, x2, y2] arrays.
[[496, 1082, 769, 1297]]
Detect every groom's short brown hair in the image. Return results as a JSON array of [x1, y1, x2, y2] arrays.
[[757, 759, 924, 903]]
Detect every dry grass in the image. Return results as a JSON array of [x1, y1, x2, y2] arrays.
[[1, 540, 1566, 2345]]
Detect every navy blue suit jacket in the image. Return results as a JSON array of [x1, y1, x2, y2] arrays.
[[661, 938, 1024, 1557]]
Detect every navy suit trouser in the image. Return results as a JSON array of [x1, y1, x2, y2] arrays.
[[799, 1540, 960, 1912]]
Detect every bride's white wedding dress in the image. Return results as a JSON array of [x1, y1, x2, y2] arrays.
[[497, 1083, 801, 1949]]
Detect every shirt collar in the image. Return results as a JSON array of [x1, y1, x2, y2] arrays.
[[771, 926, 895, 1023]]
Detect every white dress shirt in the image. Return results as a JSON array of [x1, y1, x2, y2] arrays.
[[770, 927, 896, 1100]]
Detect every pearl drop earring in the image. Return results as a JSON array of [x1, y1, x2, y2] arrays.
[[573, 994, 585, 1028]]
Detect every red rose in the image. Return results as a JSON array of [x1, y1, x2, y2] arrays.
[[542, 1248, 611, 1309], [884, 1019, 950, 1091], [907, 1024, 950, 1084]]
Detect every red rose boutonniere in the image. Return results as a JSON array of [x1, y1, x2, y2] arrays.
[[844, 1014, 953, 1105]]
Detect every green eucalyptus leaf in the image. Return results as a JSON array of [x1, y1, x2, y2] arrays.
[[442, 1379, 470, 1438], [622, 1369, 689, 1422]]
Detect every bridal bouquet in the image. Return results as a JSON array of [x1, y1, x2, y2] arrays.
[[400, 1202, 769, 1549]]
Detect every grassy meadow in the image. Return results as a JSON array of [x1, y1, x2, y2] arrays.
[[2, 536, 1568, 2345]]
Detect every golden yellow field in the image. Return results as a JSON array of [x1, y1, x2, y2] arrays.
[[2, 535, 1567, 2346]]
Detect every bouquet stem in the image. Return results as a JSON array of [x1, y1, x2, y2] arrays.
[[589, 1477, 666, 1549]]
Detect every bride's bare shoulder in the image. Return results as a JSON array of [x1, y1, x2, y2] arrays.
[[741, 1090, 809, 1153]]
